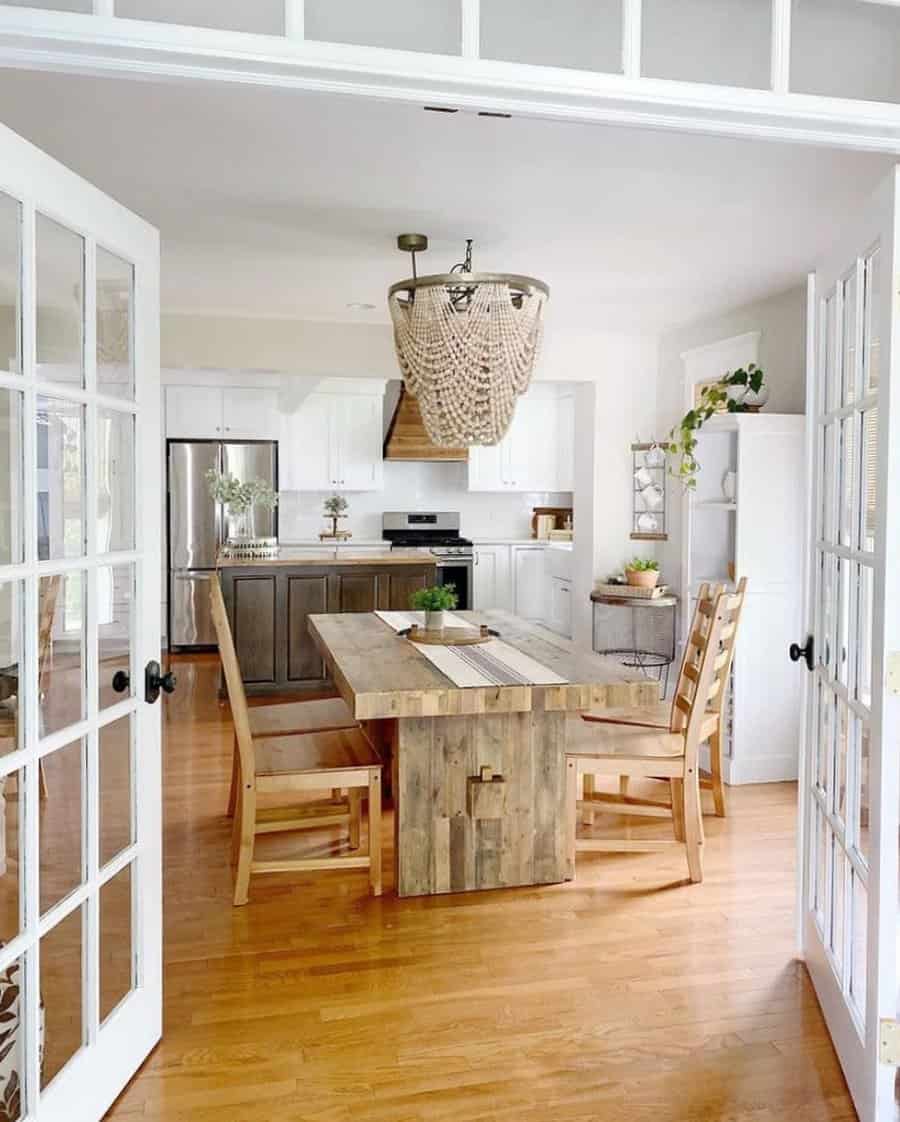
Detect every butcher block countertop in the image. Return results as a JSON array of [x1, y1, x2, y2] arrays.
[[217, 548, 433, 568]]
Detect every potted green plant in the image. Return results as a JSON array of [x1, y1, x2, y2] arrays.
[[410, 584, 458, 631], [624, 557, 660, 589], [322, 494, 350, 540], [667, 364, 767, 489]]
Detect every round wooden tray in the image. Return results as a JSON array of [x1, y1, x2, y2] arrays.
[[406, 624, 494, 646]]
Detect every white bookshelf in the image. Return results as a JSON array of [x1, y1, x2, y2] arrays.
[[681, 412, 805, 784]]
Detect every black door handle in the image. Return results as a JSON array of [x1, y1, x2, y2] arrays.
[[145, 659, 177, 704], [789, 636, 815, 672], [112, 670, 130, 694]]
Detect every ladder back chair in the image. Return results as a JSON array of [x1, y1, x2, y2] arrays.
[[210, 574, 382, 906], [582, 578, 746, 820], [566, 587, 740, 884]]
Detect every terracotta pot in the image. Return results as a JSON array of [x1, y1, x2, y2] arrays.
[[625, 568, 659, 589]]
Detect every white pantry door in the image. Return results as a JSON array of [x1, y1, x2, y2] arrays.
[[798, 166, 900, 1122], [0, 118, 162, 1121]]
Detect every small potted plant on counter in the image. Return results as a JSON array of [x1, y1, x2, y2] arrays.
[[410, 584, 458, 632], [624, 558, 660, 589]]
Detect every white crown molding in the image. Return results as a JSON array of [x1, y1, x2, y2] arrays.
[[2, 9, 900, 152]]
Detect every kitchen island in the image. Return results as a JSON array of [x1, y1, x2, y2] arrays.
[[216, 548, 436, 694], [309, 610, 658, 896]]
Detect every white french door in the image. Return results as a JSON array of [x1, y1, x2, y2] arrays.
[[0, 119, 161, 1120], [800, 166, 900, 1122]]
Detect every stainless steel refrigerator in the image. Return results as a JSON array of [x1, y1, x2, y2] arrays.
[[167, 440, 278, 649]]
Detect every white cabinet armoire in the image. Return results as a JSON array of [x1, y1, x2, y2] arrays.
[[681, 412, 805, 784]]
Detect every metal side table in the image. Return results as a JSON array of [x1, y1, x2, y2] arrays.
[[590, 591, 679, 699]]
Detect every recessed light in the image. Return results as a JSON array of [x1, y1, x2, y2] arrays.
[[346, 302, 376, 311]]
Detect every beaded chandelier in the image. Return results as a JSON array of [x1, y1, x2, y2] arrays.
[[388, 235, 549, 447]]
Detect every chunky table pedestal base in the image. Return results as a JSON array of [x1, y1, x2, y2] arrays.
[[392, 692, 570, 897]]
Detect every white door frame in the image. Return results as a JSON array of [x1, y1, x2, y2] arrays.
[[799, 166, 900, 1122], [0, 119, 161, 1121]]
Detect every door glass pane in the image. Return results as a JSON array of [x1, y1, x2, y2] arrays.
[[481, 0, 622, 72], [96, 248, 134, 400], [0, 953, 25, 1122], [99, 716, 133, 866], [822, 424, 836, 544], [307, 0, 461, 55], [0, 583, 23, 759], [820, 552, 836, 677], [834, 700, 850, 826], [791, 0, 900, 104], [838, 415, 857, 550], [825, 291, 839, 415], [0, 191, 22, 377], [36, 396, 84, 562], [115, 0, 284, 33], [38, 572, 84, 738], [831, 841, 845, 975], [857, 563, 873, 708], [643, 0, 770, 88], [814, 806, 827, 932], [850, 869, 866, 1020], [817, 684, 834, 800], [35, 214, 84, 389], [860, 407, 878, 552], [841, 268, 858, 406], [0, 769, 24, 943], [0, 389, 23, 567], [39, 738, 84, 915], [864, 248, 880, 393], [858, 723, 871, 866], [40, 904, 85, 1088], [98, 566, 133, 712], [835, 557, 852, 690], [97, 409, 134, 553], [100, 862, 134, 1023]]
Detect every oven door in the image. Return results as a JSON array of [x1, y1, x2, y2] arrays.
[[435, 559, 473, 610]]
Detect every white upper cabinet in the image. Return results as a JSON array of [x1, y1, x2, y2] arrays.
[[468, 384, 575, 493], [338, 393, 384, 491], [165, 384, 278, 440], [221, 387, 280, 439], [280, 381, 385, 492]]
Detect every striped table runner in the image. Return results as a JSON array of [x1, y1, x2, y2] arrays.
[[374, 611, 568, 688]]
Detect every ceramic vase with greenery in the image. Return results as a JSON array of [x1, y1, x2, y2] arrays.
[[624, 557, 660, 589], [410, 584, 458, 631], [667, 364, 767, 489]]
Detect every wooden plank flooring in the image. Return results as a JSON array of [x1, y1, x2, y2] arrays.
[[106, 653, 857, 1121]]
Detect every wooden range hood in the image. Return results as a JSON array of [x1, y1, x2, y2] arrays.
[[383, 385, 468, 462]]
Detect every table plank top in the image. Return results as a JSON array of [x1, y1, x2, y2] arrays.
[[308, 610, 659, 721]]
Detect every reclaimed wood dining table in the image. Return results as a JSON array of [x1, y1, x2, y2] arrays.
[[308, 609, 658, 897]]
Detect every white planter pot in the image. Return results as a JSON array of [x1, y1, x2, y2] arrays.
[[424, 610, 445, 631]]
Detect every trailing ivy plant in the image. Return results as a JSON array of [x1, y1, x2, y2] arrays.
[[666, 364, 766, 489]]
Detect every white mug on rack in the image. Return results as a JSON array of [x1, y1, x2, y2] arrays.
[[640, 483, 664, 511], [634, 466, 653, 489]]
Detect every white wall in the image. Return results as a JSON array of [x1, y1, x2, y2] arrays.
[[655, 284, 806, 594]]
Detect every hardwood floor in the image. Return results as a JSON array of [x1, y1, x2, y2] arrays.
[[105, 653, 856, 1121]]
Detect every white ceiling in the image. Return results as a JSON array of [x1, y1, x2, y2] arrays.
[[0, 66, 891, 335]]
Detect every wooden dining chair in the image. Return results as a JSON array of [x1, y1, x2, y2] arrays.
[[209, 575, 383, 906], [582, 578, 746, 820], [566, 587, 740, 884]]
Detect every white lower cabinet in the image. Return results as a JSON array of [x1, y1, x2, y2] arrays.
[[512, 545, 547, 621], [546, 576, 573, 637], [473, 545, 511, 610]]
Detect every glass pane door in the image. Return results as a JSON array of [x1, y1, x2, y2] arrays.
[[801, 169, 900, 1122], [0, 117, 161, 1122]]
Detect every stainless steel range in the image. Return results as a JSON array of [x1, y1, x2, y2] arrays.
[[383, 512, 473, 609]]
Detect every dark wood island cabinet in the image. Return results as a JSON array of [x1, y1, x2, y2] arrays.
[[216, 550, 436, 694]]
